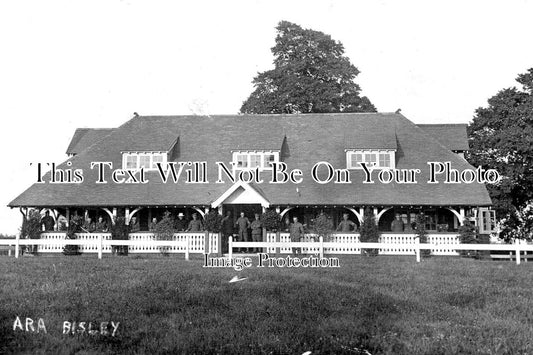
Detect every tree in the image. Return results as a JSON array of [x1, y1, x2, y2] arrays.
[[359, 208, 380, 256], [505, 201, 533, 241], [467, 68, 533, 240], [240, 21, 376, 114]]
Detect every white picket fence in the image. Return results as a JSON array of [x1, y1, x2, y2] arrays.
[[0, 232, 216, 259], [265, 232, 460, 255], [2, 232, 531, 265], [230, 237, 533, 265]]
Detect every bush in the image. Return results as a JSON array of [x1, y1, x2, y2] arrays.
[[63, 215, 83, 255], [204, 210, 223, 232], [414, 213, 431, 258], [21, 209, 42, 254], [21, 209, 42, 239], [154, 212, 175, 256], [111, 216, 129, 255], [458, 219, 480, 258], [261, 209, 281, 231], [313, 213, 333, 241], [359, 208, 380, 256]]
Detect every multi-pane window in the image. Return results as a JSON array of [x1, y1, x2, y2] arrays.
[[346, 150, 395, 169], [379, 153, 390, 167], [365, 153, 377, 166], [139, 155, 151, 169], [125, 155, 137, 169], [479, 208, 496, 234], [236, 154, 248, 168], [250, 154, 262, 168], [122, 152, 167, 171], [350, 153, 363, 168], [264, 154, 276, 168], [152, 154, 163, 169], [232, 151, 280, 170]]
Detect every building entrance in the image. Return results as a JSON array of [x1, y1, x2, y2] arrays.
[[221, 204, 262, 253]]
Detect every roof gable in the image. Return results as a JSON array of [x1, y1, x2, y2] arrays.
[[211, 182, 270, 208]]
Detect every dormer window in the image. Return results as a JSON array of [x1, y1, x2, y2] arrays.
[[346, 150, 395, 169], [122, 152, 168, 171], [232, 151, 280, 170]]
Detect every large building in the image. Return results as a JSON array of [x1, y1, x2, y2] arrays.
[[9, 112, 495, 238]]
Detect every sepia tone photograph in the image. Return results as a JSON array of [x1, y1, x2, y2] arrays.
[[1, 1, 533, 354]]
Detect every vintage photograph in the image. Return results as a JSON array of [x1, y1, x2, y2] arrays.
[[1, 1, 533, 354]]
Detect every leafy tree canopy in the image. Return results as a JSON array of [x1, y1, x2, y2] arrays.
[[467, 68, 533, 238], [240, 21, 376, 114]]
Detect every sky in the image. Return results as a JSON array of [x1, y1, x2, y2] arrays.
[[1, 0, 532, 234]]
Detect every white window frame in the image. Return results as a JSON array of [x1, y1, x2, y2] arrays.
[[346, 150, 395, 169], [478, 208, 496, 234], [122, 152, 168, 171], [232, 151, 280, 171]]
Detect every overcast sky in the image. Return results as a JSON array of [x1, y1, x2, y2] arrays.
[[1, 0, 532, 234]]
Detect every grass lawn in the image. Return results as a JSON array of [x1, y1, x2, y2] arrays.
[[1, 254, 533, 354]]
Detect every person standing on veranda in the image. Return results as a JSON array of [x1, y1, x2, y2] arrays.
[[221, 211, 234, 254], [235, 212, 251, 252], [289, 216, 304, 255], [250, 213, 263, 253]]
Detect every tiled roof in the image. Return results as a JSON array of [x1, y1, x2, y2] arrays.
[[344, 117, 397, 150], [10, 113, 491, 208], [66, 128, 116, 155], [417, 124, 469, 151]]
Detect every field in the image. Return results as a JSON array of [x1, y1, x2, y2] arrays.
[[1, 254, 533, 354]]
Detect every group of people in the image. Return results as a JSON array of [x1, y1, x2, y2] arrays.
[[218, 211, 314, 255], [81, 216, 109, 233], [39, 211, 109, 233], [144, 212, 205, 233], [220, 211, 264, 253], [221, 212, 363, 254]]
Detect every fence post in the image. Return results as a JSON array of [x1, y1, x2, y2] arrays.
[[415, 236, 420, 263], [229, 237, 233, 259], [515, 239, 521, 265], [319, 236, 324, 259], [217, 232, 222, 256], [185, 234, 190, 261], [98, 233, 103, 260], [15, 233, 20, 258], [275, 231, 280, 255]]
